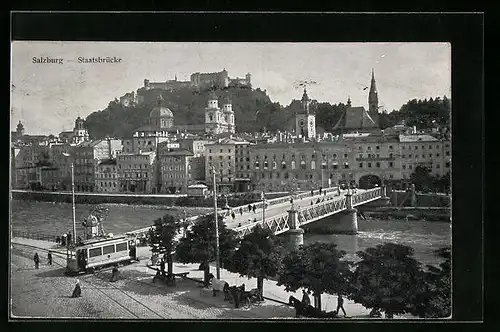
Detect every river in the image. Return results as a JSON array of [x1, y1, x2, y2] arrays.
[[10, 200, 451, 267]]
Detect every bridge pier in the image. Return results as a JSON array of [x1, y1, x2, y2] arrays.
[[285, 206, 304, 250]]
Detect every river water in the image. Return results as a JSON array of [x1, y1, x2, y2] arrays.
[[10, 200, 451, 267]]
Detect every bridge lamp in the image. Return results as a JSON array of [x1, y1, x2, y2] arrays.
[[62, 152, 77, 245], [211, 166, 221, 279]]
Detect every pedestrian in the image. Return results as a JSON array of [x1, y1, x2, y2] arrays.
[[319, 187, 323, 195], [310, 201, 313, 206], [301, 290, 311, 306], [323, 190, 326, 196], [47, 251, 52, 266], [336, 295, 347, 317], [56, 236, 61, 245], [231, 211, 236, 220], [253, 217, 257, 223], [239, 207, 243, 216], [61, 234, 67, 247], [252, 205, 256, 213], [160, 258, 166, 276], [311, 189, 314, 196], [33, 253, 40, 269], [248, 204, 252, 212], [110, 265, 119, 282], [237, 223, 242, 227], [71, 279, 82, 298], [67, 232, 72, 245]]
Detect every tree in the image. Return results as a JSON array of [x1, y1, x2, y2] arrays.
[[410, 166, 434, 192], [349, 243, 426, 319], [277, 242, 352, 310], [411, 247, 451, 318], [148, 214, 185, 276], [225, 224, 285, 298], [175, 213, 239, 286]]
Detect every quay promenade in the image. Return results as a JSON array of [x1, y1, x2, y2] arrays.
[[10, 237, 399, 319]]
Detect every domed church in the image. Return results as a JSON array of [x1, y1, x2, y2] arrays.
[[149, 95, 174, 130]]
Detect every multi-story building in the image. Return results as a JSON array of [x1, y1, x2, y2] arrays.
[[234, 141, 253, 192], [204, 138, 237, 193], [73, 139, 122, 192], [178, 138, 215, 157], [117, 151, 156, 193], [158, 146, 194, 194], [95, 159, 118, 193], [399, 134, 450, 185]]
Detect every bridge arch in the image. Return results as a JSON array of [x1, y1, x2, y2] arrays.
[[358, 174, 381, 189]]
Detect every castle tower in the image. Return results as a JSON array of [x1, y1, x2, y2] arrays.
[[245, 73, 252, 87], [73, 116, 89, 144], [295, 88, 316, 140], [368, 68, 379, 115], [205, 91, 221, 134], [16, 121, 25, 137], [222, 95, 235, 134]]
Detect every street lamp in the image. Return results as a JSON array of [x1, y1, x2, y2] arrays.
[[62, 152, 77, 245], [261, 191, 266, 225], [211, 166, 221, 279]]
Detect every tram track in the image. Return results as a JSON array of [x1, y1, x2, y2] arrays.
[[12, 242, 167, 319]]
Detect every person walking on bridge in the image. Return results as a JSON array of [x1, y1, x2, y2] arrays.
[[47, 251, 52, 266], [248, 204, 252, 212], [33, 253, 40, 269], [252, 205, 256, 213], [336, 295, 347, 317], [239, 207, 243, 216]]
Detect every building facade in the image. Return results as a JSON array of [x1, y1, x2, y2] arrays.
[[117, 151, 157, 193], [95, 159, 118, 193], [204, 92, 235, 135], [158, 146, 194, 194]]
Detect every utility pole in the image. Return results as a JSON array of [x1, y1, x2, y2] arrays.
[[71, 162, 76, 244], [212, 166, 221, 279]]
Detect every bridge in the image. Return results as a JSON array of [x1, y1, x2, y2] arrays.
[[228, 187, 385, 239], [126, 186, 386, 248]]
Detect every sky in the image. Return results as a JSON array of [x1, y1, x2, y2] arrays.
[[11, 42, 450, 135]]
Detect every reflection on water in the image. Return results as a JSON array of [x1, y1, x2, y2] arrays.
[[11, 200, 451, 267]]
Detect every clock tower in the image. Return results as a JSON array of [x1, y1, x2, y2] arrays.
[[295, 88, 316, 140]]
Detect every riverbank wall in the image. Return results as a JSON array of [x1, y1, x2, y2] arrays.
[[10, 190, 287, 208], [388, 189, 450, 207]]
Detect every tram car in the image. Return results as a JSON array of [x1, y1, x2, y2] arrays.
[[66, 235, 138, 275]]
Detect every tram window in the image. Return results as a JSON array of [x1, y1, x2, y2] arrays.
[[89, 247, 102, 258], [115, 242, 128, 252], [103, 245, 115, 255]]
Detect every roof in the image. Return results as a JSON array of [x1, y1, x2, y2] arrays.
[[150, 105, 173, 118], [76, 140, 103, 148], [399, 134, 439, 143], [333, 106, 378, 131], [188, 184, 208, 189], [98, 159, 117, 166], [161, 148, 194, 156]]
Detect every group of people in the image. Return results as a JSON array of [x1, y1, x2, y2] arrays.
[[300, 290, 347, 317], [33, 251, 52, 269], [247, 204, 257, 213], [55, 232, 73, 247]]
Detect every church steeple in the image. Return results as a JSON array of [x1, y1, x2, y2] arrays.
[[301, 87, 311, 114], [368, 68, 379, 114]]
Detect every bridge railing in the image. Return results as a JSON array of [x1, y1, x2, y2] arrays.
[[11, 230, 58, 242], [234, 211, 291, 237], [351, 187, 383, 206], [298, 196, 348, 227]]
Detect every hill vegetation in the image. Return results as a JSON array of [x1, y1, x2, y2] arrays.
[[84, 84, 450, 139]]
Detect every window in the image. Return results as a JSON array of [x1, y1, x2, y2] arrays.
[[312, 154, 316, 159], [389, 145, 393, 150], [272, 161, 277, 169], [333, 164, 338, 169], [359, 163, 363, 168], [446, 151, 450, 156], [403, 165, 406, 170], [445, 162, 450, 168], [291, 161, 296, 169], [208, 156, 212, 160], [409, 165, 413, 170], [437, 164, 441, 169], [402, 146, 405, 150], [344, 163, 349, 169], [228, 156, 231, 160], [409, 154, 412, 158], [368, 162, 372, 168], [376, 146, 380, 150], [209, 149, 212, 153], [103, 245, 115, 255], [376, 162, 380, 168], [389, 153, 393, 158], [311, 161, 316, 170], [89, 247, 102, 258], [429, 154, 432, 157], [436, 153, 440, 157], [414, 146, 418, 150], [300, 160, 306, 170], [229, 149, 231, 153], [402, 155, 406, 159], [220, 149, 223, 153], [389, 162, 394, 168], [264, 161, 268, 169], [281, 161, 287, 169], [389, 174, 394, 179], [344, 153, 348, 158], [332, 154, 337, 159]]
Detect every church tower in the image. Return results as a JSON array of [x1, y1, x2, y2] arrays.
[[295, 88, 316, 140], [16, 121, 25, 137], [73, 116, 89, 144], [205, 91, 221, 134], [368, 68, 379, 115], [222, 95, 235, 134], [368, 68, 380, 127]]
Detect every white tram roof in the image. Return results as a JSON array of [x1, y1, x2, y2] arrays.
[[77, 235, 129, 248]]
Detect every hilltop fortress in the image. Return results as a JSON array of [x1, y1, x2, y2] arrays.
[[119, 69, 251, 107]]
